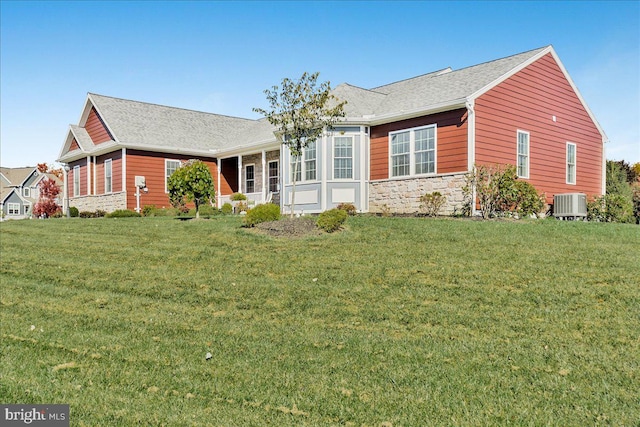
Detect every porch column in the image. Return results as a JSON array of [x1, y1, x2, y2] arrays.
[[86, 156, 92, 195], [320, 131, 327, 212], [217, 158, 221, 208], [261, 150, 266, 203], [360, 126, 367, 213], [237, 155, 242, 194]]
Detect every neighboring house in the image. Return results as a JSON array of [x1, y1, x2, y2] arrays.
[[57, 45, 606, 215], [0, 167, 63, 220]]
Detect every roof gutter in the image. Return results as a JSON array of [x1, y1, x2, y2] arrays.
[[365, 98, 467, 126]]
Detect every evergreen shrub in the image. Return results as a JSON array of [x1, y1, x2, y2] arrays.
[[243, 203, 281, 227], [106, 209, 141, 218], [317, 208, 347, 233]]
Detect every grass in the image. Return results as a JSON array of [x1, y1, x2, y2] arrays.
[[1, 216, 638, 426]]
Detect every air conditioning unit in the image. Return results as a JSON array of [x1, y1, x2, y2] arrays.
[[553, 193, 587, 218]]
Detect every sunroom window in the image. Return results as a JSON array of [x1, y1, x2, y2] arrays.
[[334, 136, 353, 179]]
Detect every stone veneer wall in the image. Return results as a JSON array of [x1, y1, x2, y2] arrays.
[[69, 192, 127, 213], [369, 173, 467, 215]]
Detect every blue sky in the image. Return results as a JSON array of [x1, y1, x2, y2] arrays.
[[1, 1, 638, 168]]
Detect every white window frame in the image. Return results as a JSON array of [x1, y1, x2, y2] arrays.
[[104, 158, 113, 193], [23, 187, 31, 198], [389, 124, 437, 178], [73, 165, 80, 197], [304, 140, 317, 181], [7, 203, 20, 215], [414, 126, 436, 175], [290, 141, 317, 183], [517, 130, 530, 179], [333, 135, 353, 180], [268, 160, 279, 193], [165, 159, 181, 193], [566, 142, 577, 185], [24, 204, 31, 215], [245, 164, 255, 193]]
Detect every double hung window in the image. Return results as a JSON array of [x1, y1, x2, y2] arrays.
[[390, 124, 436, 177], [73, 166, 80, 196], [291, 141, 317, 182], [517, 130, 530, 178], [165, 159, 181, 192], [268, 161, 279, 192], [104, 159, 112, 193], [334, 136, 353, 179], [566, 143, 576, 184], [245, 165, 255, 193]]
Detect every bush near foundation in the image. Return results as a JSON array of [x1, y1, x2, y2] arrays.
[[336, 203, 357, 216], [243, 203, 281, 227], [419, 192, 447, 217], [106, 209, 141, 218], [317, 208, 347, 233]]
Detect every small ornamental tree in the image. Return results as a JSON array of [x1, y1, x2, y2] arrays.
[[33, 177, 61, 218], [254, 72, 346, 217], [167, 159, 215, 219]]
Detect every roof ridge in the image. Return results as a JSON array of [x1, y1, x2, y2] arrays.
[[88, 92, 259, 123], [370, 67, 455, 91], [370, 45, 550, 91]]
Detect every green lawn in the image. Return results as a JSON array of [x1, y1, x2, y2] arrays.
[[1, 216, 638, 426]]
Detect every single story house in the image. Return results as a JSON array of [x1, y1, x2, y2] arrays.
[[1, 167, 63, 220], [56, 45, 606, 215]]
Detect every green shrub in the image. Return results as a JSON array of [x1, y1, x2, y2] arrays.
[[221, 203, 233, 215], [106, 209, 141, 218], [69, 206, 79, 217], [419, 192, 447, 217], [243, 203, 281, 227], [142, 205, 156, 217], [336, 203, 357, 216], [513, 181, 544, 217], [197, 204, 219, 217], [317, 208, 347, 233], [230, 192, 247, 201], [587, 194, 634, 223], [464, 164, 545, 219], [604, 193, 634, 223], [79, 211, 95, 218]]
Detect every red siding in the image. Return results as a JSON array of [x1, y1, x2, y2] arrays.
[[370, 108, 468, 180], [96, 151, 123, 194], [86, 108, 112, 144], [475, 53, 603, 203], [68, 159, 88, 197], [70, 138, 80, 151], [125, 150, 220, 210]]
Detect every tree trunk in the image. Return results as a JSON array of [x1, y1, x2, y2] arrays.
[[290, 157, 299, 218]]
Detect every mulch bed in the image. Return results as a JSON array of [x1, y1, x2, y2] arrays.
[[254, 217, 323, 238]]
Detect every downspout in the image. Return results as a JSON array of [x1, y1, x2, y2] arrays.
[[602, 136, 607, 197], [261, 150, 267, 203], [122, 148, 127, 209], [466, 100, 477, 216], [237, 155, 242, 194], [217, 158, 221, 208]]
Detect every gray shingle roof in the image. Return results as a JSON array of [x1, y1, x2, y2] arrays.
[[365, 46, 548, 116], [89, 94, 277, 153], [60, 46, 553, 160]]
